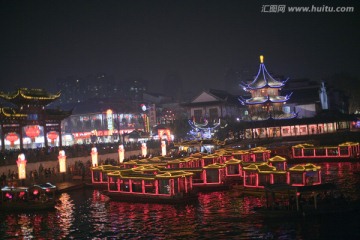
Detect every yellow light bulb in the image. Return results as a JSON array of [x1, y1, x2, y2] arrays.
[[260, 55, 264, 63]]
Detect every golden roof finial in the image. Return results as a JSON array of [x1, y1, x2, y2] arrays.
[[260, 55, 264, 63]]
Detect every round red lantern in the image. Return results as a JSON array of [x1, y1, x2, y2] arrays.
[[25, 125, 41, 142], [48, 131, 58, 145], [6, 132, 19, 147]]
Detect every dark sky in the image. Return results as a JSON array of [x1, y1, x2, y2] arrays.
[[0, 0, 359, 94]]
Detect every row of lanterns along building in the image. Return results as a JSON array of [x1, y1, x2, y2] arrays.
[[5, 126, 59, 148], [2, 118, 172, 149], [11, 141, 166, 185]]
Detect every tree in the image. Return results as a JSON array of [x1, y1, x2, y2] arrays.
[[171, 119, 191, 141], [325, 73, 360, 114]]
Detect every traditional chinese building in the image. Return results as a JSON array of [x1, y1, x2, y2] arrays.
[[239, 55, 296, 121], [236, 56, 356, 140], [181, 89, 241, 139], [183, 89, 241, 123], [0, 88, 71, 150]]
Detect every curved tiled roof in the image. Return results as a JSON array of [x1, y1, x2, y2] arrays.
[[0, 88, 61, 106], [239, 93, 292, 105]]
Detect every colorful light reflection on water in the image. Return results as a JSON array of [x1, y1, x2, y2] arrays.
[[0, 162, 360, 239]]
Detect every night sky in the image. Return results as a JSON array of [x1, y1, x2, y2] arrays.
[[1, 0, 359, 94]]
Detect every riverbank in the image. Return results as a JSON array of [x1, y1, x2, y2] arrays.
[[0, 149, 147, 188]]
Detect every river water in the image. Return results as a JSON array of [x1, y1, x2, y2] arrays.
[[1, 162, 360, 239]]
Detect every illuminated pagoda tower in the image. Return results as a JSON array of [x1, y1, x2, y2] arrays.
[[239, 56, 296, 121], [0, 88, 71, 150]]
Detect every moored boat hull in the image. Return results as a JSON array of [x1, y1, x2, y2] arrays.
[[0, 201, 57, 212], [84, 182, 108, 190], [193, 184, 231, 192], [102, 191, 198, 204]]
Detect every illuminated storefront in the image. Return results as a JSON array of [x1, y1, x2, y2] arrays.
[[63, 110, 147, 144]]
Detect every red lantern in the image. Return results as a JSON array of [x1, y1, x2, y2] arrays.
[[48, 131, 58, 145], [25, 125, 41, 142], [6, 132, 19, 147]]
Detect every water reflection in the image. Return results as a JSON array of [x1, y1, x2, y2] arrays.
[[1, 210, 58, 239], [89, 191, 108, 235], [55, 193, 74, 238], [105, 201, 197, 239], [0, 162, 359, 239], [18, 214, 32, 238]]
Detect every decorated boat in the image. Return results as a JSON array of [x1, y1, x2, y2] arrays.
[[158, 161, 231, 192], [234, 158, 323, 196], [102, 168, 197, 204], [90, 165, 123, 189], [272, 142, 360, 162], [1, 182, 57, 211], [190, 163, 230, 191]]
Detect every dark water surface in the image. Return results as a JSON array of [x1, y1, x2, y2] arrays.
[[1, 162, 360, 239]]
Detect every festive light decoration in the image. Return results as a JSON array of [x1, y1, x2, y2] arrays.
[[140, 104, 147, 111], [58, 150, 67, 173], [118, 145, 125, 163], [158, 129, 171, 142], [141, 143, 147, 157], [240, 55, 288, 90], [48, 131, 58, 145], [25, 125, 41, 142], [106, 109, 114, 135], [161, 141, 166, 156], [91, 147, 98, 167], [0, 107, 27, 117], [16, 153, 27, 180], [6, 132, 18, 147], [188, 119, 221, 139], [0, 88, 61, 100]]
